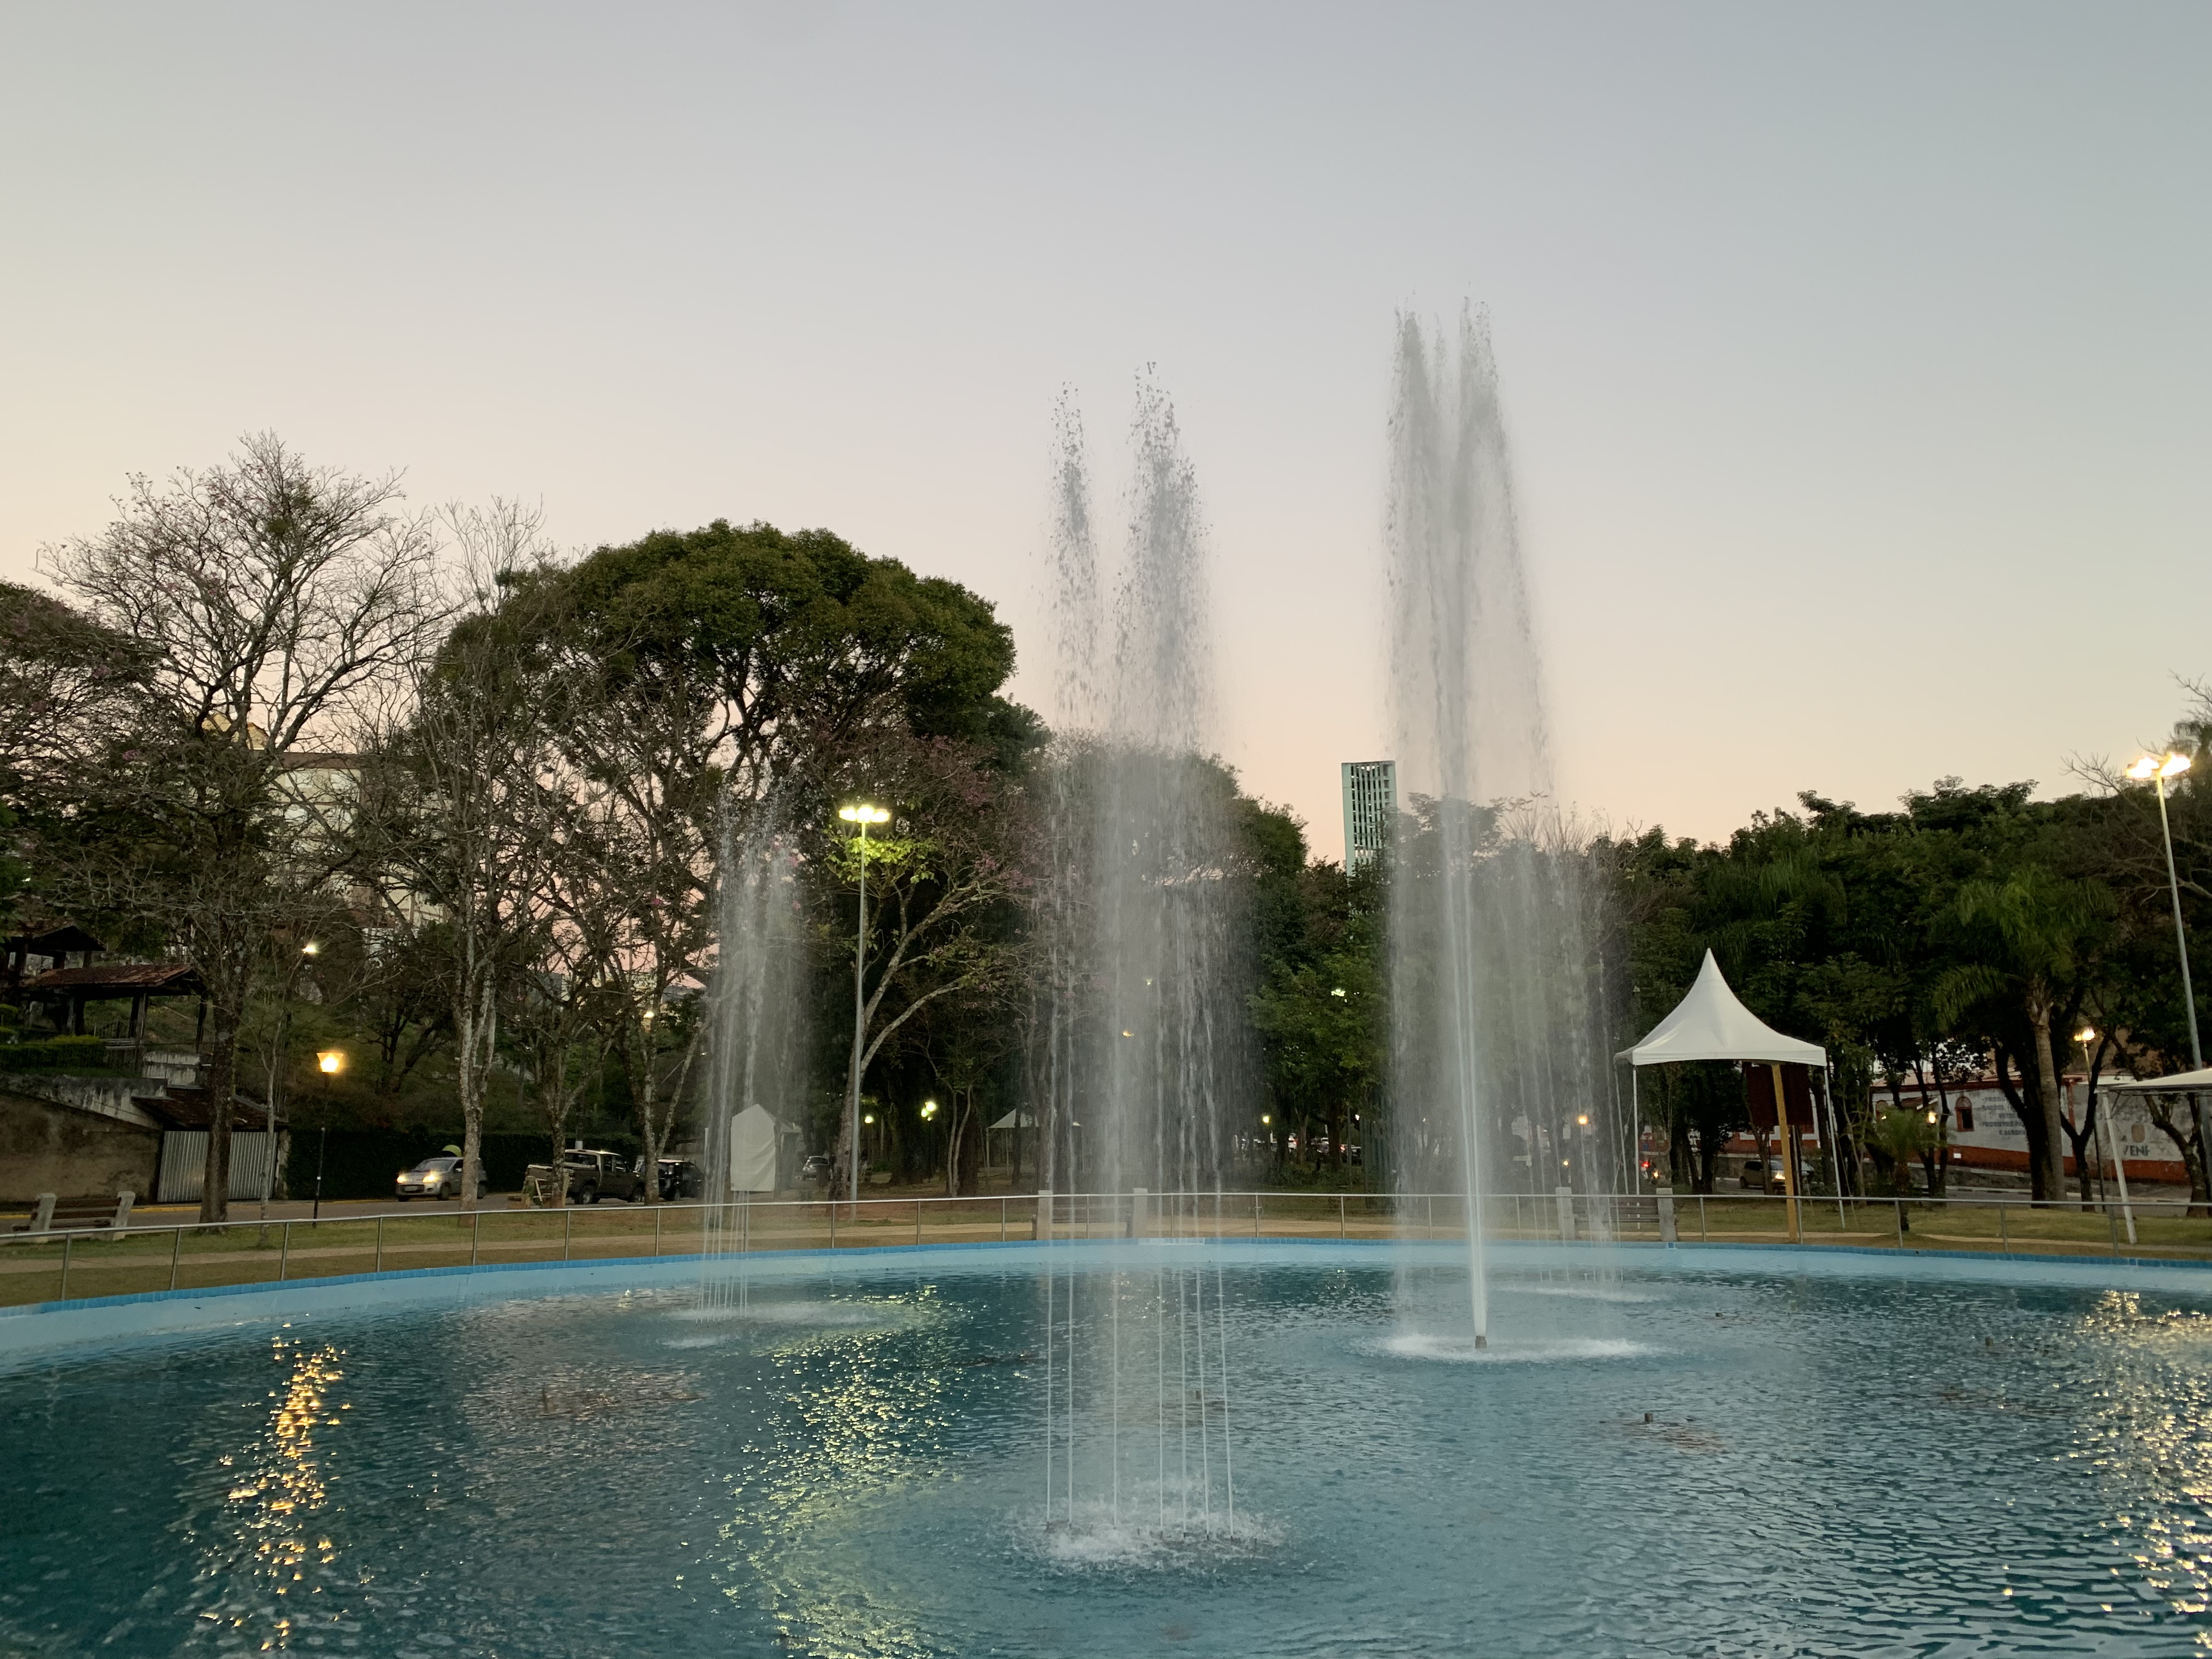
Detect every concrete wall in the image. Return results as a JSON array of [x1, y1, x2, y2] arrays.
[[0, 1070, 165, 1130], [0, 1088, 159, 1203]]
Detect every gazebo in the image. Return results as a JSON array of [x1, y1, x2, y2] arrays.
[[1617, 950, 1832, 1237]]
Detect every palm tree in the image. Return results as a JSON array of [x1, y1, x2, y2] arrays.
[[1937, 866, 2113, 1201]]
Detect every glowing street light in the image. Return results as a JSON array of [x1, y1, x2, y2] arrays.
[[2127, 752, 2202, 1074], [921, 1099, 939, 1121], [839, 804, 891, 1205], [317, 1050, 345, 1076]]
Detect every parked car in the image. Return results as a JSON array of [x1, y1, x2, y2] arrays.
[[561, 1149, 647, 1205], [395, 1156, 486, 1201], [800, 1154, 831, 1183], [657, 1158, 703, 1201]]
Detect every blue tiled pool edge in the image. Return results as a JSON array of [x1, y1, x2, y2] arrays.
[[4, 1235, 2208, 1358]]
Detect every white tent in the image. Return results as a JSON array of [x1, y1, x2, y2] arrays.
[[727, 1103, 786, 1194], [1615, 950, 1832, 1223], [1617, 950, 1826, 1068], [2108, 1066, 2212, 1093], [985, 1108, 1035, 1167]]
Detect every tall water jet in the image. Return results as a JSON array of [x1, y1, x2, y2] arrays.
[[1385, 309, 1612, 1348], [698, 792, 810, 1313], [1032, 374, 1250, 1547]]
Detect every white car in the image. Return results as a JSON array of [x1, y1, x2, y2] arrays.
[[395, 1156, 485, 1201]]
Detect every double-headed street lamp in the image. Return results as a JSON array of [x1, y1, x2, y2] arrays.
[[839, 803, 891, 1206]]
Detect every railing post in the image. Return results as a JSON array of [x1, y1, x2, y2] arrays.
[[1657, 1187, 1678, 1245], [1339, 1194, 1346, 1240], [375, 1214, 384, 1273], [1998, 1203, 2007, 1254], [654, 1204, 663, 1259], [278, 1222, 290, 1282], [469, 1213, 480, 1268], [1894, 1199, 1905, 1249], [830, 1201, 839, 1250], [1000, 1196, 1007, 1243], [2109, 1201, 2120, 1256], [1555, 1186, 1576, 1243], [916, 1200, 923, 1246], [58, 1231, 71, 1301], [563, 1207, 573, 1262]]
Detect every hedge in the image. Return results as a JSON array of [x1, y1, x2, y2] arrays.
[[0, 1035, 133, 1073]]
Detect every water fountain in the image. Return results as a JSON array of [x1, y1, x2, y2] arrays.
[[1033, 375, 1251, 1547], [1384, 309, 1618, 1350], [697, 793, 810, 1315]]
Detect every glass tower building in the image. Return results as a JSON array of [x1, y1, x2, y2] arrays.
[[1340, 760, 1396, 872]]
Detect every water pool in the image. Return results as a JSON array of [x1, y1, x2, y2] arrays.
[[4, 1242, 2211, 1657]]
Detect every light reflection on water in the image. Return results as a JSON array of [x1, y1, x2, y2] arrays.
[[3, 1258, 2212, 1656]]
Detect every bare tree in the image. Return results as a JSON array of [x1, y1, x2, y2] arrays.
[[42, 435, 446, 1220], [358, 502, 569, 1206]]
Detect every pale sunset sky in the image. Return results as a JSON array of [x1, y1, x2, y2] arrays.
[[3, 3, 2206, 856]]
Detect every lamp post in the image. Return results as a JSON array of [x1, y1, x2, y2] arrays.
[[2129, 751, 2203, 1166], [261, 940, 318, 1225], [2077, 1025, 2134, 1244], [313, 1050, 344, 1220], [2129, 753, 2203, 1068], [839, 804, 891, 1206]]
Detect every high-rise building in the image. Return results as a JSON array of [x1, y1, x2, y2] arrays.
[[1340, 760, 1396, 872]]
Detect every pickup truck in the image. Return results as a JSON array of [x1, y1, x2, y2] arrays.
[[522, 1149, 648, 1205]]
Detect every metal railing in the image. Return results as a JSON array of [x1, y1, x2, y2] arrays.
[[2, 1186, 2205, 1308]]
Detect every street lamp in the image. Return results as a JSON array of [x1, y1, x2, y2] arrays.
[[839, 803, 891, 1205], [310, 1051, 343, 1220], [2128, 752, 2201, 1072], [262, 939, 320, 1225], [2129, 748, 2203, 1204], [2077, 1023, 2136, 1244]]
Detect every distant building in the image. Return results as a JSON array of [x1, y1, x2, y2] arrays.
[[1340, 760, 1396, 872]]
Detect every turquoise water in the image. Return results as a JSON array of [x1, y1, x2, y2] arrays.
[[4, 1244, 2212, 1656]]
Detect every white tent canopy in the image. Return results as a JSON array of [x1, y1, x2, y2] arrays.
[[1617, 950, 1827, 1069], [2108, 1067, 2212, 1094]]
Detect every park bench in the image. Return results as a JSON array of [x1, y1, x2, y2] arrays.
[[7, 1192, 134, 1234]]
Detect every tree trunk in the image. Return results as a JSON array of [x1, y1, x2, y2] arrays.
[[199, 983, 247, 1223], [453, 974, 495, 1212], [2028, 995, 2068, 1203], [629, 1020, 667, 1206]]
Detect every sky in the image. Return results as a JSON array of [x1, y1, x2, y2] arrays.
[[3, 3, 2207, 859]]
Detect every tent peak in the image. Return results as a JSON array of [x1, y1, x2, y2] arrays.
[[1618, 950, 1826, 1069]]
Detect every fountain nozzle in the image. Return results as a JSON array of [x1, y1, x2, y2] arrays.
[[1474, 1333, 1488, 1351]]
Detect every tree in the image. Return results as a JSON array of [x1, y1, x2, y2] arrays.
[[489, 518, 1033, 1198], [816, 727, 1035, 1196], [40, 437, 445, 1219], [362, 503, 562, 1208], [1937, 866, 2114, 1203]]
